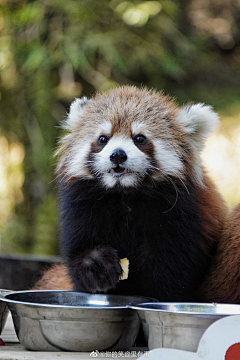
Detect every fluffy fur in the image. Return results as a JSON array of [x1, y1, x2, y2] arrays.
[[35, 86, 227, 301], [33, 264, 73, 291], [200, 203, 240, 303]]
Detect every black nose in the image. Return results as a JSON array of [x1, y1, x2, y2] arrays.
[[110, 149, 127, 165]]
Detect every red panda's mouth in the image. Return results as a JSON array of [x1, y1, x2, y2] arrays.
[[109, 166, 128, 176]]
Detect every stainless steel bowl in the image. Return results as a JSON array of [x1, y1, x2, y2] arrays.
[[132, 302, 240, 352], [2, 290, 154, 351], [0, 290, 10, 335]]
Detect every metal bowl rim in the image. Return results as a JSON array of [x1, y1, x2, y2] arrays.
[[131, 302, 240, 315], [1, 290, 156, 310]]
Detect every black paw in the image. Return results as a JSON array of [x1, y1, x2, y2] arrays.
[[70, 246, 122, 293]]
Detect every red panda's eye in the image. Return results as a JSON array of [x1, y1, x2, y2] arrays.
[[98, 135, 109, 145], [134, 134, 147, 145]]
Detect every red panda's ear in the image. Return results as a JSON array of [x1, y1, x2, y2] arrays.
[[62, 97, 91, 131], [176, 104, 219, 152]]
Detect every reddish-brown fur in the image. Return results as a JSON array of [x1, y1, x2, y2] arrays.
[[197, 173, 228, 256], [200, 203, 240, 303], [32, 264, 73, 291]]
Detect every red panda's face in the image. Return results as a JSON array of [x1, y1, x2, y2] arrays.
[[92, 132, 150, 188], [56, 86, 219, 189], [88, 118, 185, 188]]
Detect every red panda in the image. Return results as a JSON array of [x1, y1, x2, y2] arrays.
[[200, 202, 240, 303], [33, 86, 227, 301]]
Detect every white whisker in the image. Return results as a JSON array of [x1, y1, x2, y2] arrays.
[[162, 175, 179, 214], [175, 173, 190, 195], [85, 160, 95, 164], [149, 164, 160, 172], [148, 163, 189, 195]]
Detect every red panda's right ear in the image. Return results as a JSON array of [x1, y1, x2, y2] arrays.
[[176, 103, 219, 152], [62, 97, 91, 131]]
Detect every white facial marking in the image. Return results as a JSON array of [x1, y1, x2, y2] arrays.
[[131, 120, 153, 138], [66, 142, 94, 179], [99, 121, 112, 135], [153, 139, 183, 176], [131, 121, 145, 135]]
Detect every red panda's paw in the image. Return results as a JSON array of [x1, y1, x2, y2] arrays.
[[70, 246, 123, 293]]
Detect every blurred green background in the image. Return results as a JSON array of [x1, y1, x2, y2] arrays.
[[0, 0, 240, 256]]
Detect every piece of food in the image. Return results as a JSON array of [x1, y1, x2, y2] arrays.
[[120, 258, 129, 280]]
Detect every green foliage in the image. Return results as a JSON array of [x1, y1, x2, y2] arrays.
[[32, 193, 59, 255], [0, 0, 240, 255]]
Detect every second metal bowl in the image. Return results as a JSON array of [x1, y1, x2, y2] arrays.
[[131, 302, 240, 352]]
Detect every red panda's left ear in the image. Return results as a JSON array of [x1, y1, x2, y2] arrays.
[[62, 97, 91, 131], [176, 103, 219, 152]]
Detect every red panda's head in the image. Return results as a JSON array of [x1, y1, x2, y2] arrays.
[[56, 86, 219, 189]]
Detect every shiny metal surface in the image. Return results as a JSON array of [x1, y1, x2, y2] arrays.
[[2, 290, 154, 351], [0, 290, 10, 335], [132, 302, 240, 352]]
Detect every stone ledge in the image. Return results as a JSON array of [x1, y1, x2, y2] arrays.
[[0, 254, 61, 291]]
